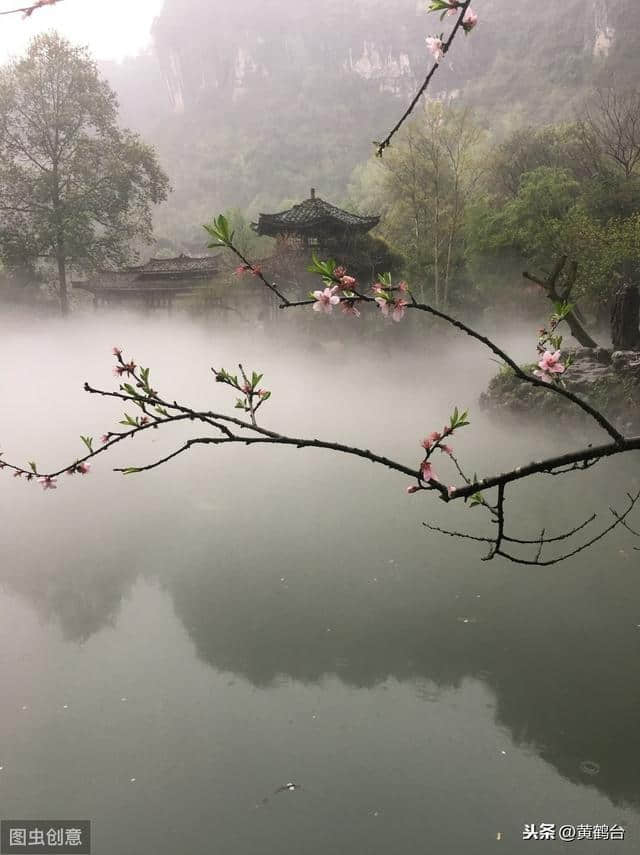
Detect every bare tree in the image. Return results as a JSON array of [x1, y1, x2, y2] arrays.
[[578, 86, 640, 179]]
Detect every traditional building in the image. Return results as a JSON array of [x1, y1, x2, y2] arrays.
[[252, 189, 379, 251], [75, 254, 222, 308]]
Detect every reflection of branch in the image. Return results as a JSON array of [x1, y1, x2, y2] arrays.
[[0, 0, 62, 17]]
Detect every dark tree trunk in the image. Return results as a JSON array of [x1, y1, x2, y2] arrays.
[[56, 246, 69, 316], [610, 282, 640, 350]]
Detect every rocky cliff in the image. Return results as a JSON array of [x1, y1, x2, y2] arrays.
[[148, 0, 632, 115], [99, 0, 639, 247]]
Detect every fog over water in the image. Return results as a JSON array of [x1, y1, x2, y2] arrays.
[[1, 311, 640, 854]]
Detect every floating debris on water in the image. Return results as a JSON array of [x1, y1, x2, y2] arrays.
[[130, 777, 136, 783], [258, 782, 302, 805], [62, 704, 69, 709], [457, 617, 477, 624], [275, 782, 300, 793], [20, 705, 28, 711], [120, 697, 127, 702], [579, 760, 600, 777]]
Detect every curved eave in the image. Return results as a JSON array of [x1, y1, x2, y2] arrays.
[[255, 215, 379, 238]]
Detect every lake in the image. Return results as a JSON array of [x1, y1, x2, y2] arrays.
[[1, 309, 639, 853]]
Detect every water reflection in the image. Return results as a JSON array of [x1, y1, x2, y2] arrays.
[[1, 313, 640, 827]]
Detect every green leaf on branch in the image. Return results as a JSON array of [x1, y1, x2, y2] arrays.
[[449, 407, 470, 430], [118, 413, 138, 427], [80, 435, 93, 452], [121, 382, 143, 398], [307, 252, 337, 278], [121, 467, 141, 475], [204, 214, 234, 247], [469, 492, 486, 508], [428, 0, 453, 13]]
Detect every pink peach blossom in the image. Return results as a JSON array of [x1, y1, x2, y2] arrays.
[[462, 8, 478, 31], [234, 264, 261, 277], [538, 350, 565, 374], [340, 275, 357, 288], [333, 266, 346, 279], [406, 485, 420, 494], [441, 444, 454, 456], [421, 431, 441, 450], [421, 462, 437, 482], [397, 281, 409, 292], [312, 286, 341, 313], [426, 36, 444, 63], [391, 298, 409, 322], [534, 370, 553, 383], [38, 476, 57, 490], [341, 301, 361, 318], [375, 296, 390, 315], [534, 350, 565, 382], [76, 462, 91, 474]]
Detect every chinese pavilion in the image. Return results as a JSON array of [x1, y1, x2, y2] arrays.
[[75, 254, 222, 308], [252, 189, 379, 251]]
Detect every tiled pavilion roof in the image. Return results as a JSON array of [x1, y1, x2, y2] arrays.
[[253, 189, 379, 237]]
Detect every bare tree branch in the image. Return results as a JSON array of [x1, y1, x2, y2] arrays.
[[375, 1, 472, 157], [0, 0, 62, 17]]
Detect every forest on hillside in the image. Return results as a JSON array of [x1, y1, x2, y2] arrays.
[[90, 0, 640, 316]]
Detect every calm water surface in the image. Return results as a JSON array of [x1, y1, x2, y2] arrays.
[[1, 312, 639, 853]]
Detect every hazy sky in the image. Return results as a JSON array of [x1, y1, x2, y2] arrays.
[[0, 0, 164, 63]]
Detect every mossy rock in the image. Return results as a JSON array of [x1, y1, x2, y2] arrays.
[[480, 349, 640, 433]]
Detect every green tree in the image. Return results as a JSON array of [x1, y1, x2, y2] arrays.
[[0, 32, 170, 314], [351, 103, 484, 308]]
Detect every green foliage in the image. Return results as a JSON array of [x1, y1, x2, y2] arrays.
[[449, 407, 470, 430], [350, 102, 485, 308], [466, 115, 640, 307], [80, 436, 94, 453], [204, 214, 234, 248], [0, 32, 170, 313]]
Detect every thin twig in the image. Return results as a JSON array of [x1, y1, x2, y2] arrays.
[[375, 1, 472, 156]]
